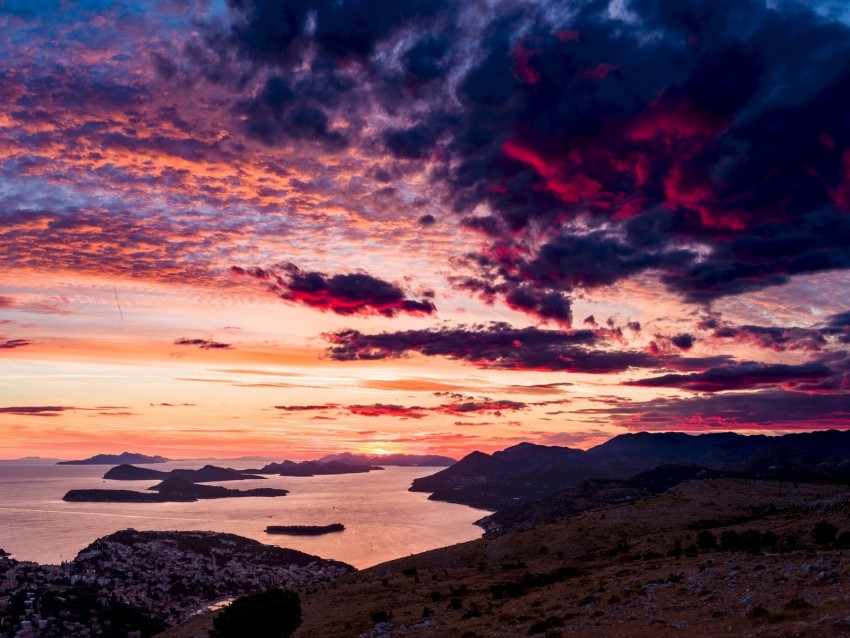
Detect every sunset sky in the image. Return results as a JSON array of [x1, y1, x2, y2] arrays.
[[2, 0, 850, 460]]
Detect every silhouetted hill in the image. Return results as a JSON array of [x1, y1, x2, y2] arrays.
[[412, 430, 850, 510], [58, 452, 169, 465]]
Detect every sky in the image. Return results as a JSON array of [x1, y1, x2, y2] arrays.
[[1, 0, 850, 460]]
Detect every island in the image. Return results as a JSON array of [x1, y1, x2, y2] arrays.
[[246, 460, 384, 476], [103, 463, 265, 482], [63, 477, 288, 502], [265, 523, 345, 536], [58, 451, 170, 465]]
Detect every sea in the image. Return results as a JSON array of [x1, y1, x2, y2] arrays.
[[0, 460, 489, 569]]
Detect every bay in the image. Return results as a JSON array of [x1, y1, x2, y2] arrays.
[[0, 460, 487, 569]]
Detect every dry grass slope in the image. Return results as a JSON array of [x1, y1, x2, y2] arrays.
[[158, 479, 850, 638]]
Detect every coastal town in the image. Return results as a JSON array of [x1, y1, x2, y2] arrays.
[[0, 529, 352, 638]]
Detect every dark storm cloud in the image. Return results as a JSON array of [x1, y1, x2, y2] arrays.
[[441, 0, 850, 316], [205, 1, 850, 324], [227, 0, 447, 64], [231, 263, 436, 317], [221, 0, 460, 147], [324, 322, 732, 373], [234, 75, 349, 148]]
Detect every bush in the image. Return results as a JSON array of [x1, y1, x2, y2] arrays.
[[209, 588, 301, 638], [697, 530, 717, 550], [719, 529, 778, 553], [813, 520, 838, 545], [370, 610, 391, 624]]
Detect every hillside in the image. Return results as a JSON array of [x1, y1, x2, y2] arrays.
[[411, 430, 850, 510], [159, 478, 850, 638]]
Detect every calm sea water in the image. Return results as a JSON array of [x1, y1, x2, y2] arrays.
[[0, 461, 487, 569]]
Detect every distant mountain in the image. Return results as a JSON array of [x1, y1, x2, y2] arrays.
[[103, 464, 265, 482], [245, 460, 384, 476], [412, 430, 850, 511], [58, 452, 169, 465], [317, 452, 456, 466]]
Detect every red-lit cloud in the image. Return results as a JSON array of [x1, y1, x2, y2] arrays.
[[232, 264, 436, 318]]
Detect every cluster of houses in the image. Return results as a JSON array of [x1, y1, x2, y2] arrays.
[[0, 530, 352, 637]]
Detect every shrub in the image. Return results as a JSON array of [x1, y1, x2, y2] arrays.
[[697, 530, 717, 550], [813, 521, 838, 545], [370, 610, 391, 624]]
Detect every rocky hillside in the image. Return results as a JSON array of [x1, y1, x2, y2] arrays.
[[159, 478, 850, 638]]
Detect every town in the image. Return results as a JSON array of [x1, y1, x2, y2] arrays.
[[0, 529, 352, 637]]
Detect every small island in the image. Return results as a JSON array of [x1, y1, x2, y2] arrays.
[[58, 451, 170, 465], [103, 463, 265, 482], [265, 523, 345, 536], [246, 460, 384, 476], [63, 477, 288, 502]]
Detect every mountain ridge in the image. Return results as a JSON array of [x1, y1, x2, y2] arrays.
[[411, 430, 850, 510]]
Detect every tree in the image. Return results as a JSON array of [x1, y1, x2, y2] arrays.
[[209, 588, 301, 638]]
